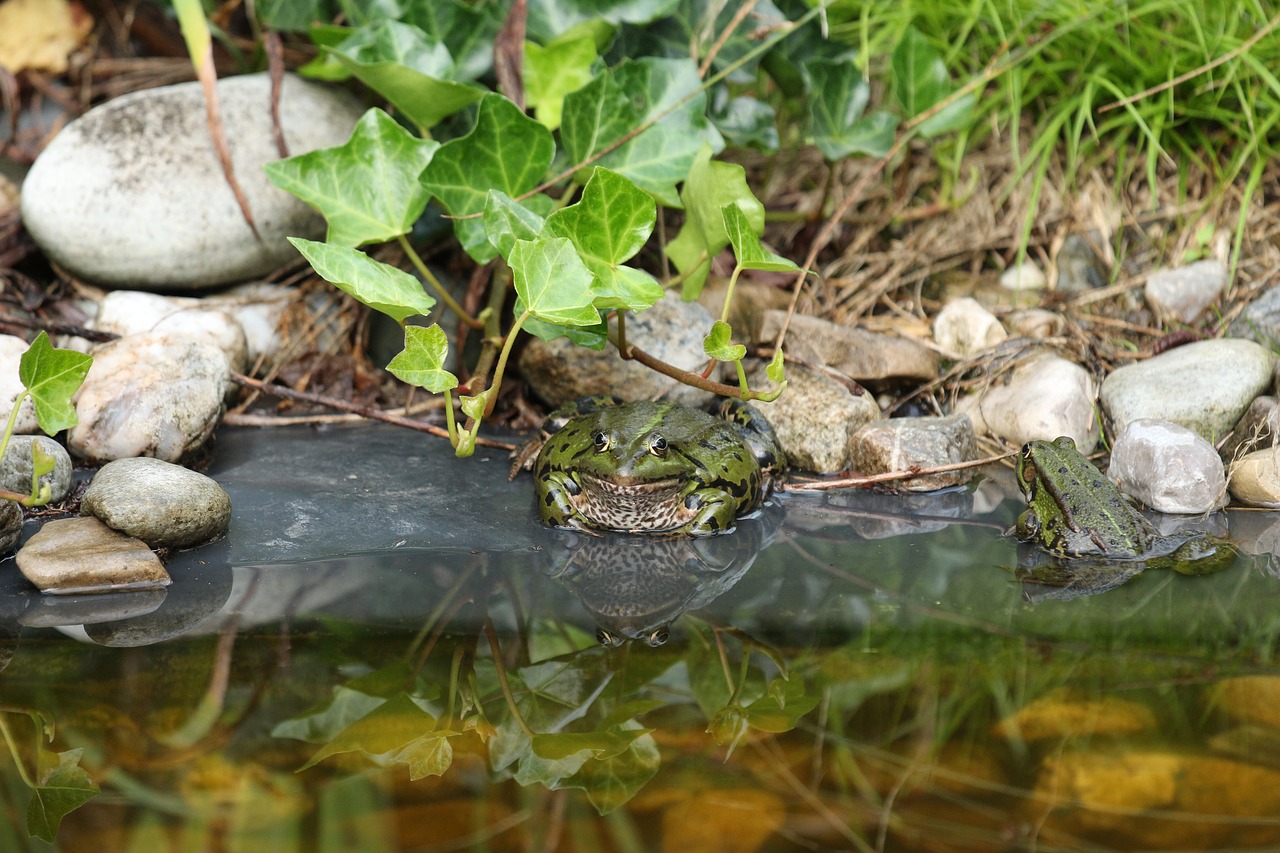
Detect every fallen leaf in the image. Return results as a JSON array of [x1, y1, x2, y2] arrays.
[[0, 0, 92, 74]]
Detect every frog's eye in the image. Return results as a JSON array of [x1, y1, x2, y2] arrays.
[[648, 433, 668, 457], [592, 430, 610, 452]]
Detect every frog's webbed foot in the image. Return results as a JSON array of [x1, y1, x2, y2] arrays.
[[683, 489, 738, 537], [508, 436, 545, 479]]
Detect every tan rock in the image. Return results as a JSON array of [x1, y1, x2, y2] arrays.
[[1228, 447, 1280, 508], [16, 516, 169, 594], [1206, 676, 1280, 730], [758, 311, 939, 382], [748, 363, 879, 473]]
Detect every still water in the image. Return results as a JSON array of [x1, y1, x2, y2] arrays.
[[2, 424, 1279, 852]]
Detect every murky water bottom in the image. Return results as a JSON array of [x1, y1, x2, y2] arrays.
[[2, 425, 1279, 852]]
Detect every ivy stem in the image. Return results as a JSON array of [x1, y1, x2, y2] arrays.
[[485, 618, 533, 739], [0, 389, 28, 473], [486, 309, 531, 418], [396, 234, 482, 328], [442, 389, 458, 445], [0, 715, 35, 789], [719, 265, 743, 324]]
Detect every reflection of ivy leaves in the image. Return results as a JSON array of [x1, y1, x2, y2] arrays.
[[300, 693, 435, 771], [565, 728, 660, 814], [26, 749, 99, 843]]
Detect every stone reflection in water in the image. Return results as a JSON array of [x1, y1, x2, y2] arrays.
[[542, 504, 781, 646]]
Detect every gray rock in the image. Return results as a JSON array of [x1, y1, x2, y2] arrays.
[[68, 332, 230, 462], [1054, 234, 1106, 292], [518, 293, 715, 407], [20, 72, 363, 290], [933, 297, 1007, 357], [1228, 285, 1280, 350], [747, 362, 880, 473], [81, 457, 231, 549], [1106, 419, 1227, 514], [1144, 259, 1228, 324], [849, 413, 979, 491], [1219, 396, 1279, 463], [1228, 448, 1280, 509], [19, 590, 167, 628], [0, 335, 38, 435], [1100, 338, 1276, 442], [0, 499, 20, 556], [0, 436, 72, 503], [757, 311, 939, 383], [955, 351, 1100, 451], [15, 517, 170, 594]]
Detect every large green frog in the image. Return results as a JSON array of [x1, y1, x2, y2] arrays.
[[1013, 436, 1232, 576], [532, 396, 785, 536]]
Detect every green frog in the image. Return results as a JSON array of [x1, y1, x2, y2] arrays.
[[1013, 436, 1233, 576], [531, 396, 785, 536]]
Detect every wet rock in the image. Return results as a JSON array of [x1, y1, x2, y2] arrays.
[[849, 413, 979, 491], [518, 293, 714, 407], [1100, 338, 1276, 442], [956, 351, 1100, 451], [21, 72, 363, 290], [932, 297, 1007, 356], [19, 590, 167, 628], [69, 332, 230, 462], [1207, 677, 1280, 731], [0, 499, 20, 556], [999, 259, 1046, 290], [1144, 259, 1228, 324], [82, 559, 233, 645], [1054, 233, 1106, 292], [1228, 284, 1280, 350], [757, 310, 939, 383], [1227, 447, 1280, 508], [81, 457, 231, 549], [94, 291, 248, 372], [0, 435, 73, 503], [15, 516, 170, 594], [748, 363, 879, 473], [992, 689, 1157, 742], [0, 335, 38, 435], [1107, 419, 1227, 513], [1219, 395, 1279, 462]]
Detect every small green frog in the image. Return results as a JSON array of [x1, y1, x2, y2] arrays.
[[1013, 436, 1232, 574], [531, 396, 785, 536]]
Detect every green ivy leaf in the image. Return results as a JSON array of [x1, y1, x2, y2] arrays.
[[521, 317, 609, 348], [710, 91, 779, 151], [509, 237, 600, 327], [265, 108, 440, 248], [300, 693, 436, 771], [401, 0, 501, 81], [400, 731, 458, 780], [327, 20, 484, 129], [722, 204, 799, 272], [545, 167, 662, 312], [745, 677, 819, 733], [525, 32, 597, 130], [531, 729, 648, 762], [703, 320, 745, 362], [459, 394, 488, 421], [289, 238, 437, 324], [561, 57, 723, 206], [26, 749, 99, 843], [565, 730, 660, 815], [422, 94, 556, 262], [526, 0, 677, 43], [807, 60, 897, 159], [272, 687, 388, 744], [665, 145, 764, 299], [387, 325, 458, 393], [766, 347, 786, 384], [892, 27, 974, 138], [18, 332, 92, 435], [615, 0, 787, 83], [483, 190, 548, 259]]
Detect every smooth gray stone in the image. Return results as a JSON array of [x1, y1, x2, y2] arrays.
[[81, 457, 232, 549], [0, 436, 72, 503]]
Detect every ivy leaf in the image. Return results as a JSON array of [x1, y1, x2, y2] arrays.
[[421, 94, 556, 262], [522, 317, 609, 348], [545, 167, 662, 312], [807, 60, 897, 159], [745, 677, 819, 733], [289, 238, 436, 324], [893, 27, 975, 138], [564, 731, 660, 815], [509, 237, 600, 327], [703, 320, 746, 362], [710, 90, 779, 151], [722, 204, 799, 273], [26, 749, 99, 843], [387, 325, 458, 393], [561, 57, 723, 206], [526, 0, 677, 42], [459, 394, 488, 421], [265, 108, 440, 248], [300, 693, 435, 771], [18, 332, 92, 435], [766, 347, 786, 384], [483, 190, 548, 259], [665, 145, 764, 299], [272, 686, 388, 744], [400, 731, 458, 780], [615, 0, 788, 83], [327, 20, 484, 129], [525, 31, 598, 130], [531, 729, 649, 762], [401, 0, 501, 82]]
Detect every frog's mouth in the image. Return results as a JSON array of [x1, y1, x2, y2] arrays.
[[576, 473, 690, 531], [579, 473, 683, 496]]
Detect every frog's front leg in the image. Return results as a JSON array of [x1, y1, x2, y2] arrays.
[[682, 487, 739, 537], [536, 471, 601, 535]]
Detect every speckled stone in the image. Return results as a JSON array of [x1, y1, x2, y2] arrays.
[[81, 457, 231, 549]]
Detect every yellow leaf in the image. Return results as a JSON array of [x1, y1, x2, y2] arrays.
[[0, 0, 92, 74]]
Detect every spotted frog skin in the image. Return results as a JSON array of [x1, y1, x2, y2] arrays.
[[1014, 436, 1230, 571], [533, 397, 785, 536]]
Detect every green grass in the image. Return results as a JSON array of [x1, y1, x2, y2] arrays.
[[827, 0, 1280, 204]]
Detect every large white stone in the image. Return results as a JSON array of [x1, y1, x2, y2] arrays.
[[956, 351, 1099, 451], [94, 291, 247, 372], [0, 335, 38, 434], [1107, 419, 1227, 513], [21, 72, 362, 290], [69, 333, 230, 462], [933, 297, 1007, 356], [1100, 338, 1277, 442]]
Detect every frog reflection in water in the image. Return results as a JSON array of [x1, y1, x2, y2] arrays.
[[532, 396, 785, 537], [1012, 436, 1234, 594]]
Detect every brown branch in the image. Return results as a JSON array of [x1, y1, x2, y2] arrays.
[[781, 449, 1016, 492]]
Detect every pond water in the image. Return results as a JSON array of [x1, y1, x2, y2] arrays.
[[2, 424, 1280, 852]]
